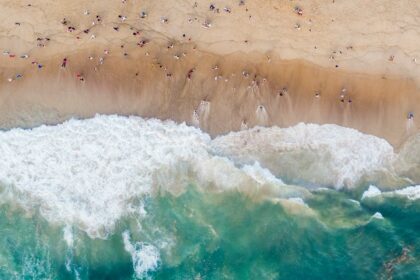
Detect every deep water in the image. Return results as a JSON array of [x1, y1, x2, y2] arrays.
[[0, 186, 419, 280]]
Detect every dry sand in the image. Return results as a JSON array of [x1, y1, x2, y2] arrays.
[[0, 0, 419, 146]]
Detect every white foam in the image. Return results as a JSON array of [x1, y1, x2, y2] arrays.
[[362, 185, 420, 201], [371, 212, 384, 220], [393, 133, 420, 183], [211, 123, 395, 188], [241, 162, 285, 186], [0, 115, 413, 238], [361, 185, 382, 200], [122, 230, 160, 279], [0, 115, 289, 237], [63, 225, 74, 248], [0, 115, 215, 237], [65, 256, 72, 272], [394, 185, 420, 200]]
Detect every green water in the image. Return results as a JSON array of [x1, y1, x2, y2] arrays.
[[0, 185, 419, 280]]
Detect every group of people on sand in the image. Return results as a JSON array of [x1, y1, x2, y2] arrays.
[[1, 0, 415, 122]]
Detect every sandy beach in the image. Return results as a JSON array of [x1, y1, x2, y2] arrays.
[[1, 0, 420, 146], [1, 2, 420, 278]]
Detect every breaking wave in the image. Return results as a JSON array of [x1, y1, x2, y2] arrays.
[[0, 115, 418, 239]]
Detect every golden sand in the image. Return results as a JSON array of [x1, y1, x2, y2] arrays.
[[0, 0, 419, 147]]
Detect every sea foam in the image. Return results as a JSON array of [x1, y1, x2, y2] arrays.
[[362, 185, 420, 200], [0, 115, 284, 237], [394, 185, 420, 200], [0, 115, 416, 238], [361, 185, 382, 200], [211, 123, 395, 188], [123, 230, 160, 279], [0, 115, 211, 237]]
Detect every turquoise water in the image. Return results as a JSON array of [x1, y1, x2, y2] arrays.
[[0, 115, 419, 279], [0, 185, 418, 280]]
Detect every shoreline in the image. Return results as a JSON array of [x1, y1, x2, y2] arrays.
[[1, 0, 420, 147], [1, 45, 419, 147]]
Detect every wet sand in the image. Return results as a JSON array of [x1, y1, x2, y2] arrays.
[[0, 0, 419, 147]]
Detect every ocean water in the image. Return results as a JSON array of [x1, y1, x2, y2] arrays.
[[0, 115, 419, 279]]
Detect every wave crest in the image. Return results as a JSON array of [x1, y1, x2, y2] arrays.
[[211, 123, 396, 188], [0, 115, 418, 237]]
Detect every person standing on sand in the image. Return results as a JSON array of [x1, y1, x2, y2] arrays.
[[61, 58, 67, 68]]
